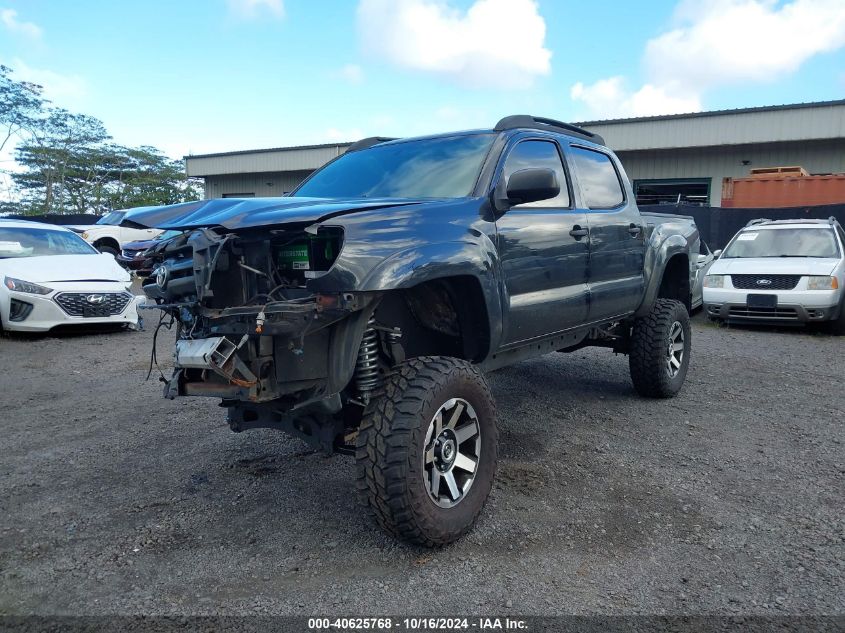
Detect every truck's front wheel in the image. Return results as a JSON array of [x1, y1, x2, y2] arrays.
[[355, 356, 498, 547], [629, 298, 691, 398]]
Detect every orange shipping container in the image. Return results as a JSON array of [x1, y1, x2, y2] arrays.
[[722, 172, 845, 208]]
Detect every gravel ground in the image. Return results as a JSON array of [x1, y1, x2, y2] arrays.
[[0, 310, 843, 616]]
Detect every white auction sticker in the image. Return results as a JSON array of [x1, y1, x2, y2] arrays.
[[737, 233, 758, 241]]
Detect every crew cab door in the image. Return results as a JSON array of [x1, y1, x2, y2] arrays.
[[494, 138, 590, 345], [566, 144, 645, 322]]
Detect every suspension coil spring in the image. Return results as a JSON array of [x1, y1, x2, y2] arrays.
[[355, 317, 381, 400]]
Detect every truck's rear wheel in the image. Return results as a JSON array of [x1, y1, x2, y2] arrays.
[[629, 298, 691, 398], [355, 356, 498, 547]]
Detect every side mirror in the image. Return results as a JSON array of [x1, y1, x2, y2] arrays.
[[505, 168, 559, 206], [713, 249, 722, 259]]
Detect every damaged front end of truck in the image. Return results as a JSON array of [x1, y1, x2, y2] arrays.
[[125, 189, 498, 465], [138, 216, 392, 454]]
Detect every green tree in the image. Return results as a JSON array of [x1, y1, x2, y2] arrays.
[[110, 146, 203, 209], [0, 64, 46, 155], [1, 65, 47, 211], [3, 66, 202, 215], [14, 109, 113, 213]]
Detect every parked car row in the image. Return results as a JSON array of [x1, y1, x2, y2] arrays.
[[2, 212, 843, 336]]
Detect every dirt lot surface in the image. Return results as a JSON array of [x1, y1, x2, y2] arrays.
[[1, 312, 843, 616]]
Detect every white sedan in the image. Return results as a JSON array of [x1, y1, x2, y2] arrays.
[[0, 220, 142, 333]]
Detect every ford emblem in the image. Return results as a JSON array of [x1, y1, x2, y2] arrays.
[[756, 279, 772, 286]]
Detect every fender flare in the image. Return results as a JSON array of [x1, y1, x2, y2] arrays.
[[359, 238, 503, 356], [323, 238, 503, 395], [635, 233, 692, 317]]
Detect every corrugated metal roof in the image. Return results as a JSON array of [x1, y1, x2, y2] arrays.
[[184, 141, 353, 160], [185, 100, 845, 175], [579, 101, 845, 152], [186, 143, 352, 177], [575, 99, 845, 126]]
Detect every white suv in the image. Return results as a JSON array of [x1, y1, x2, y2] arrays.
[[703, 218, 845, 333], [73, 208, 162, 256]]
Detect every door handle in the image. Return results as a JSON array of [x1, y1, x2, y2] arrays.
[[569, 225, 589, 239], [628, 224, 642, 237]]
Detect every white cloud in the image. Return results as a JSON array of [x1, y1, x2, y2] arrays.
[[335, 63, 364, 84], [572, 0, 845, 119], [227, 0, 284, 19], [356, 0, 551, 89], [0, 8, 42, 39], [647, 0, 845, 90], [8, 59, 88, 107], [571, 77, 701, 119]]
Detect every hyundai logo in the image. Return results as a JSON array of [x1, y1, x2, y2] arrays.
[[86, 294, 106, 305], [155, 266, 168, 288], [756, 279, 773, 286]]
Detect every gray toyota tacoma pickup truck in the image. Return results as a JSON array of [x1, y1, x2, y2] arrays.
[[127, 115, 700, 546]]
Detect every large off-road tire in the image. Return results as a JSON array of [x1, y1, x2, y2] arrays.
[[355, 356, 498, 547], [629, 299, 691, 398]]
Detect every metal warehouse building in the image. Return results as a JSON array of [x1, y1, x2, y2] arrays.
[[185, 100, 845, 207]]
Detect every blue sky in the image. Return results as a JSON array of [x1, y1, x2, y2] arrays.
[[1, 0, 844, 160]]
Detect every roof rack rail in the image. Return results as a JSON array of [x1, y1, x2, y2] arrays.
[[830, 216, 838, 225], [745, 218, 772, 227], [347, 136, 397, 152], [494, 115, 605, 145]]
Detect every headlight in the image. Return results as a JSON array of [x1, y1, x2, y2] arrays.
[[4, 276, 52, 295], [703, 274, 725, 288], [806, 276, 839, 290]]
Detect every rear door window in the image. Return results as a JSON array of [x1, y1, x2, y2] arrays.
[[569, 146, 625, 209]]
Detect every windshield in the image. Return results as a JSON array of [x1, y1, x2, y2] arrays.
[[722, 227, 840, 259], [96, 211, 126, 225], [294, 134, 496, 199], [0, 226, 98, 258]]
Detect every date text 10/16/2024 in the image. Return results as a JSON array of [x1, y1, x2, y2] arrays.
[[307, 617, 528, 630]]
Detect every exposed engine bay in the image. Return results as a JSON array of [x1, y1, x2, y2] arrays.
[[141, 225, 404, 453]]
